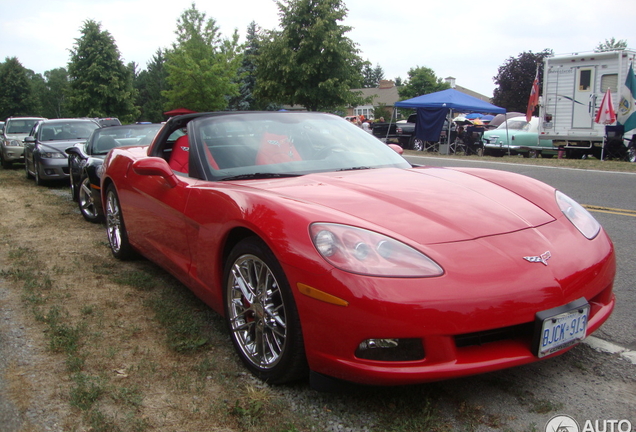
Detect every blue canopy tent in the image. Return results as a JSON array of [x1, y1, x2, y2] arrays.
[[394, 89, 506, 153]]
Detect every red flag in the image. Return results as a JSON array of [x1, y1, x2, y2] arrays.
[[595, 88, 616, 124], [526, 70, 539, 122]]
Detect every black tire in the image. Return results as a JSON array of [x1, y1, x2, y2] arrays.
[[105, 184, 136, 260], [69, 157, 79, 201], [34, 161, 46, 186], [70, 177, 78, 202], [223, 237, 308, 384], [78, 175, 103, 223], [1, 153, 11, 169], [25, 160, 33, 179]]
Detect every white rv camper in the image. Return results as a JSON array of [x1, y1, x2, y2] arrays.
[[538, 49, 636, 160]]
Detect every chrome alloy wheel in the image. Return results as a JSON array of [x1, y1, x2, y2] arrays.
[[105, 188, 123, 254], [79, 177, 99, 221], [227, 254, 287, 370]]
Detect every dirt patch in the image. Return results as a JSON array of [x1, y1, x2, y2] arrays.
[[0, 168, 276, 431]]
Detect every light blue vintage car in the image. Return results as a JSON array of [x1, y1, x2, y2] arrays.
[[482, 116, 555, 158]]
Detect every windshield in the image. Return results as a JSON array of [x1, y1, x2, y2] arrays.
[[90, 124, 162, 155], [39, 121, 99, 141], [190, 113, 411, 180], [497, 120, 528, 131], [7, 119, 40, 134]]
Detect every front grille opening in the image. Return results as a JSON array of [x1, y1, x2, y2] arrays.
[[455, 322, 533, 348], [355, 338, 425, 361]]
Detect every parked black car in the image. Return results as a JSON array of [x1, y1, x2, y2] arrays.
[[67, 123, 162, 222], [24, 118, 100, 185], [370, 122, 399, 141]]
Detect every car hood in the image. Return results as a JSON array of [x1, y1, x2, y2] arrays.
[[241, 167, 555, 244], [4, 133, 29, 141]]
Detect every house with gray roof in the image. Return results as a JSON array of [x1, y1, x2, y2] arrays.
[[348, 78, 492, 120]]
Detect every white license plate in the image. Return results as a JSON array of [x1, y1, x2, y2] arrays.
[[537, 303, 589, 358]]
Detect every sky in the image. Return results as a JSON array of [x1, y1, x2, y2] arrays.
[[1, 0, 635, 98]]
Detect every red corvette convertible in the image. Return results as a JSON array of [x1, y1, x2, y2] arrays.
[[101, 112, 615, 387]]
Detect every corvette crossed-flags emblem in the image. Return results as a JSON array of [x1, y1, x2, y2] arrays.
[[523, 251, 551, 266]]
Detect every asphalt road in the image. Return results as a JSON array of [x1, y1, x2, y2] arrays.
[[405, 155, 636, 351]]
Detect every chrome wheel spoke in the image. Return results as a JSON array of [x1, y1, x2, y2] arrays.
[[227, 254, 287, 370], [80, 181, 91, 197], [232, 265, 255, 302], [79, 179, 98, 217], [106, 193, 121, 251]]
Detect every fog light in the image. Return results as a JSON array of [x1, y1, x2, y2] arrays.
[[355, 338, 424, 361]]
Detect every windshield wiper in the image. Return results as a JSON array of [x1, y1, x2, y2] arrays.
[[220, 173, 302, 181], [337, 166, 372, 171]]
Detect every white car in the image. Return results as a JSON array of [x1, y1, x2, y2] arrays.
[[1, 116, 46, 168], [482, 116, 555, 158]]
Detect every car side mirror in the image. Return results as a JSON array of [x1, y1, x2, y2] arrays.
[[24, 136, 36, 144], [388, 144, 404, 155], [131, 157, 179, 188]]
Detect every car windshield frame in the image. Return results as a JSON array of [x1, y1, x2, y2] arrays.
[[188, 112, 411, 181]]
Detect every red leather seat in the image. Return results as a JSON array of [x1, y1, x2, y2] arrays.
[[255, 132, 302, 165], [169, 135, 190, 173]]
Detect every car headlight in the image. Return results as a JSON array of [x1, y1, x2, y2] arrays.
[[40, 151, 66, 159], [556, 191, 600, 239], [7, 140, 22, 147], [310, 223, 444, 277]]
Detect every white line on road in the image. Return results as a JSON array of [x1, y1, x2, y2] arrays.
[[408, 155, 636, 176], [583, 336, 636, 364]]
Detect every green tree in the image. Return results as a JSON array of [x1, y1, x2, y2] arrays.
[[491, 49, 553, 113], [595, 37, 628, 52], [255, 0, 367, 111], [397, 66, 449, 100], [373, 103, 391, 121], [362, 62, 385, 88], [228, 21, 280, 111], [27, 70, 46, 116], [41, 68, 70, 118], [163, 3, 242, 112], [135, 49, 168, 122], [67, 19, 139, 123], [0, 57, 40, 119]]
